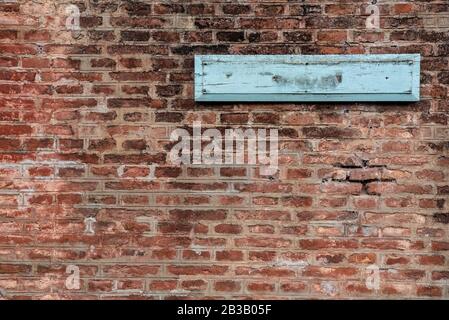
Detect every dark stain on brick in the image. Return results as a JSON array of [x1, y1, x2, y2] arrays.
[[433, 213, 449, 224]]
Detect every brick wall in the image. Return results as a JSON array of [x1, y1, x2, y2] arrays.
[[0, 0, 448, 299]]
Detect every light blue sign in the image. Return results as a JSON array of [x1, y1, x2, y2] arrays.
[[195, 54, 420, 102]]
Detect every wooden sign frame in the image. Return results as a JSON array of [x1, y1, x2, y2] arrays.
[[194, 54, 420, 102]]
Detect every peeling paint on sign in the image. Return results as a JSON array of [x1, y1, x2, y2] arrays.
[[195, 54, 420, 102]]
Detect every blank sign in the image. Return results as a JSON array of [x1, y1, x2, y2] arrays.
[[194, 54, 420, 102]]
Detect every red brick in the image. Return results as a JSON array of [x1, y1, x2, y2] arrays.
[[247, 282, 275, 292], [0, 0, 447, 300], [214, 281, 241, 292]]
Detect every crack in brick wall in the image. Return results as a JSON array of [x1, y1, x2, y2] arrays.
[[0, 0, 448, 299]]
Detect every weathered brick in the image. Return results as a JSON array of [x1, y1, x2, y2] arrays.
[[0, 0, 447, 301]]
